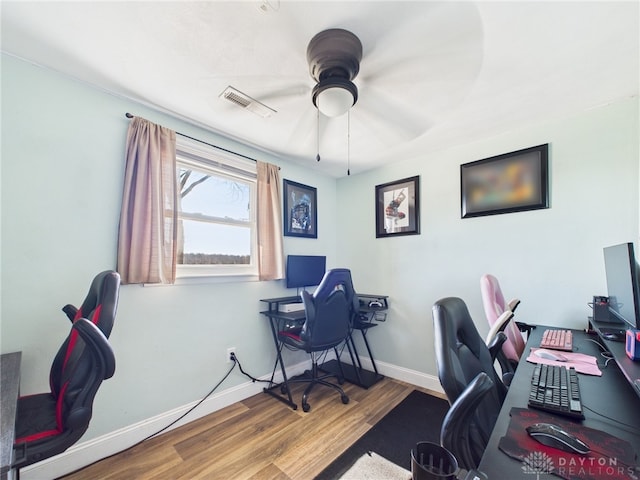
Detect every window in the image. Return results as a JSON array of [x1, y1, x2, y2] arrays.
[[175, 137, 257, 278]]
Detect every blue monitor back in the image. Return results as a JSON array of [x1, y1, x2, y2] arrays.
[[286, 255, 326, 289]]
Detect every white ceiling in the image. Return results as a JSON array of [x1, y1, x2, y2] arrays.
[[2, 1, 638, 177]]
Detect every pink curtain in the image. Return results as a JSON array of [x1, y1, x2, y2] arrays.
[[257, 161, 285, 281], [117, 117, 178, 284]]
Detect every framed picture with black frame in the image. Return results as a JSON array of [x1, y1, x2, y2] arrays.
[[375, 175, 420, 238], [460, 144, 549, 218], [283, 179, 317, 238]]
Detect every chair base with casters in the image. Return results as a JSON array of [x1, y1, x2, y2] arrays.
[[280, 347, 349, 412], [277, 269, 355, 412]]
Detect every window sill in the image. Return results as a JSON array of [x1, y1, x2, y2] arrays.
[[143, 273, 259, 287]]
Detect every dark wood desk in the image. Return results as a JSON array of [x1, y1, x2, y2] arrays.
[[478, 328, 640, 478], [1, 352, 21, 480]]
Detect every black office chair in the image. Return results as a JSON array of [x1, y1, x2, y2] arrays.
[[278, 269, 354, 412], [12, 271, 120, 472], [440, 372, 495, 471], [432, 297, 507, 470]]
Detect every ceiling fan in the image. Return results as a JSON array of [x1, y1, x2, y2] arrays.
[[306, 28, 363, 118], [214, 2, 485, 171]]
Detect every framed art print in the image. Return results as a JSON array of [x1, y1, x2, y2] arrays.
[[460, 144, 549, 218], [283, 179, 317, 238], [375, 175, 420, 238]]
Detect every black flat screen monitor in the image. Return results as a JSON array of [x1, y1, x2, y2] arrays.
[[603, 242, 640, 329], [286, 255, 326, 289]]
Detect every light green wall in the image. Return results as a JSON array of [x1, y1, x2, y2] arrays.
[[0, 54, 338, 438], [337, 96, 639, 374], [1, 52, 638, 444]]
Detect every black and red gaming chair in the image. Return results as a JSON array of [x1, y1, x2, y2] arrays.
[[12, 271, 120, 471], [61, 270, 120, 338]]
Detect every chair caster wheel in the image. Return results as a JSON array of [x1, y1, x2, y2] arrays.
[[302, 403, 311, 412], [341, 395, 349, 404]]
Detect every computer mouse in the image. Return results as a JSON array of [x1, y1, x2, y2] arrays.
[[526, 423, 590, 454], [533, 349, 568, 362]]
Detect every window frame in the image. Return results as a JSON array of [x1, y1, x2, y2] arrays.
[[175, 136, 258, 280]]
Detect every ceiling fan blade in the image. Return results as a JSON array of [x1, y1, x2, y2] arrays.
[[286, 105, 325, 157], [356, 1, 483, 109], [256, 83, 310, 103], [354, 84, 433, 144]]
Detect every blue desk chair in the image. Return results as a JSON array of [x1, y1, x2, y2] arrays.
[[278, 268, 355, 412]]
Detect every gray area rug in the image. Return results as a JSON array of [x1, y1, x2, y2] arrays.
[[338, 452, 411, 480], [316, 390, 449, 479]]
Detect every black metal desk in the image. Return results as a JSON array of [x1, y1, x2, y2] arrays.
[[319, 294, 388, 388], [589, 317, 640, 399], [259, 294, 388, 409], [259, 296, 308, 409], [478, 328, 640, 478], [1, 352, 21, 480]]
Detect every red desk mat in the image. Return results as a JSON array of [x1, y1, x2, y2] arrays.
[[498, 408, 638, 480]]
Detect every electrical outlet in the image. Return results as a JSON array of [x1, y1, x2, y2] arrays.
[[226, 347, 236, 364]]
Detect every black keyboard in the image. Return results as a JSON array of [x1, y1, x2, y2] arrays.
[[528, 364, 584, 419]]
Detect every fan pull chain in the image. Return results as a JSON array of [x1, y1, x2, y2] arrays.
[[347, 110, 351, 176], [316, 109, 321, 162]]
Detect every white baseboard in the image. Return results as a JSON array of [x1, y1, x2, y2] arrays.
[[20, 357, 442, 480], [20, 359, 311, 480]]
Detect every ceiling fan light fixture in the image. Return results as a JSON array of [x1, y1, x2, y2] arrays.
[[312, 77, 358, 117]]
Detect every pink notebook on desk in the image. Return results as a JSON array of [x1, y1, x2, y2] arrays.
[[527, 348, 602, 376]]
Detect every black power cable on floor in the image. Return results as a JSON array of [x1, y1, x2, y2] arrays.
[[63, 358, 238, 475]]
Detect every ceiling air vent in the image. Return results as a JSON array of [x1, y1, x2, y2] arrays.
[[219, 86, 276, 118]]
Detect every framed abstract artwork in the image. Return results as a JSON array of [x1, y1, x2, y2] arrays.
[[460, 144, 549, 218]]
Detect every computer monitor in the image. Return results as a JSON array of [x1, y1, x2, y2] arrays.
[[286, 255, 326, 289], [603, 242, 640, 329]]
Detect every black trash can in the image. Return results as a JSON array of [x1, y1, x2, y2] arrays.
[[411, 441, 459, 480]]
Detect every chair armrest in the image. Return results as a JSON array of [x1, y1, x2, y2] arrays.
[[487, 331, 507, 363], [440, 372, 494, 471], [62, 304, 78, 322], [74, 318, 116, 379], [515, 321, 535, 334], [507, 299, 520, 313], [484, 311, 514, 344]]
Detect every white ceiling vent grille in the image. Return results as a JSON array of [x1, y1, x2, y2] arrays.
[[219, 86, 276, 118]]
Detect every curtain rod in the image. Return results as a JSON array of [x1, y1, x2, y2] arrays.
[[125, 112, 260, 164]]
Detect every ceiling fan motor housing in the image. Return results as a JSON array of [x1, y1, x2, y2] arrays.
[[307, 28, 363, 111]]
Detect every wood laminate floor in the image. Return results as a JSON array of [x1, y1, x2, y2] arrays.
[[59, 377, 444, 480]]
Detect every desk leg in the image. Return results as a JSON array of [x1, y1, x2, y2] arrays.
[[346, 334, 365, 385], [359, 328, 380, 377], [263, 317, 298, 410], [319, 328, 383, 389]]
